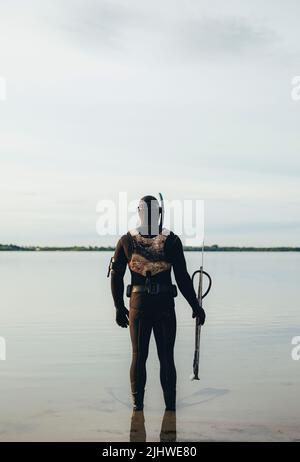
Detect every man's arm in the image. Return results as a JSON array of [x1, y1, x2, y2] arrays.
[[110, 237, 129, 327], [170, 235, 206, 324]]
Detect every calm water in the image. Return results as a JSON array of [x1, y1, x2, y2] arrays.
[[0, 252, 299, 441]]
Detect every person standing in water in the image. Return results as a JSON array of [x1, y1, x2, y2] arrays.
[[109, 195, 205, 411]]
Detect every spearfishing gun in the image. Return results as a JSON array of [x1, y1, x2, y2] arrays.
[[190, 245, 212, 381]]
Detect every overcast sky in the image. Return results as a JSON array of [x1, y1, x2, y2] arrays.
[[0, 0, 300, 246]]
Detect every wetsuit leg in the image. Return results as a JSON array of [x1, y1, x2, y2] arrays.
[[153, 307, 177, 410], [129, 308, 152, 407]]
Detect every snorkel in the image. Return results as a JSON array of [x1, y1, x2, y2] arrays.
[[158, 192, 164, 234]]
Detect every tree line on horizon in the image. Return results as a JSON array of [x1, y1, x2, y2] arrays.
[[0, 243, 299, 252]]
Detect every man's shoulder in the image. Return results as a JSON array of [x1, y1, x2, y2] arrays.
[[165, 230, 180, 242], [165, 231, 182, 253], [119, 233, 131, 245]]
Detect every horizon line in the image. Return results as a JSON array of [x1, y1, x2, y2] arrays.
[[1, 243, 300, 252]]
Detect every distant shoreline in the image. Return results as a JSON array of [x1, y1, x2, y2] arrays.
[[1, 244, 299, 252]]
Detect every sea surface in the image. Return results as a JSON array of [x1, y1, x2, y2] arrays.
[[0, 251, 299, 441]]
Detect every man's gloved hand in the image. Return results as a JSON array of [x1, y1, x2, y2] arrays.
[[192, 302, 206, 325], [116, 306, 129, 328]]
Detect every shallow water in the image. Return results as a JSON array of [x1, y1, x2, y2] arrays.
[[0, 251, 299, 441]]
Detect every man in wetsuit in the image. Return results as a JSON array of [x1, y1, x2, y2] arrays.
[[109, 195, 205, 411]]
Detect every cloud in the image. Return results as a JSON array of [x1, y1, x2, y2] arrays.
[[0, 1, 299, 246], [53, 0, 143, 51], [173, 16, 278, 57]]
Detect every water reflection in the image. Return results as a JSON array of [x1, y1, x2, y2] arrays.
[[129, 409, 176, 442], [160, 410, 177, 442], [130, 410, 146, 442]]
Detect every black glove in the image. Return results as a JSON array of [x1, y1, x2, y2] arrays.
[[116, 306, 129, 328], [192, 302, 206, 325]]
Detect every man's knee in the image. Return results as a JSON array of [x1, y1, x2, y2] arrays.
[[132, 347, 149, 363]]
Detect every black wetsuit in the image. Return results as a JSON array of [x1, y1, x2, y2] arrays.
[[111, 230, 200, 410]]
